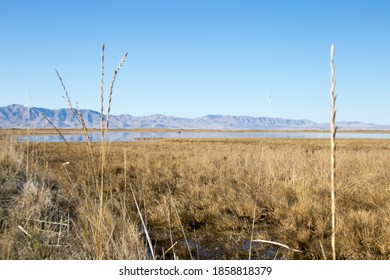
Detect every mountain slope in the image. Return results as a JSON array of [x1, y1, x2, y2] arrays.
[[0, 104, 389, 130]]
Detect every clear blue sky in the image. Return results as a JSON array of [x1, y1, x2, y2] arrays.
[[1, 0, 389, 124]]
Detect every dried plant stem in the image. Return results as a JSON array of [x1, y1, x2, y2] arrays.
[[123, 149, 127, 220], [168, 187, 193, 260], [249, 90, 272, 260], [56, 69, 79, 129], [105, 52, 128, 134], [55, 70, 94, 167], [166, 202, 177, 259], [161, 242, 178, 259], [18, 225, 31, 237], [55, 69, 103, 256], [26, 98, 31, 180], [97, 47, 128, 259], [129, 183, 155, 260], [330, 43, 337, 260], [100, 43, 105, 139], [319, 240, 327, 260], [252, 239, 302, 252], [99, 43, 106, 245], [74, 102, 97, 181], [99, 48, 127, 212], [41, 114, 69, 146], [99, 43, 105, 208]]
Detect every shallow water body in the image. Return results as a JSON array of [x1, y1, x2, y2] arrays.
[[19, 131, 390, 142]]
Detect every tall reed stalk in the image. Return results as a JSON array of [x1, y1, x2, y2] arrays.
[[26, 98, 31, 181], [249, 90, 272, 260], [329, 43, 337, 260], [97, 46, 128, 259], [55, 44, 128, 259], [98, 43, 106, 258]]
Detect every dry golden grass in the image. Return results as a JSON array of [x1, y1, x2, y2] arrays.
[[0, 139, 148, 260], [2, 137, 388, 259]]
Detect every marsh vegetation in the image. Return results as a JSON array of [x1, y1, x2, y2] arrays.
[[1, 136, 389, 259]]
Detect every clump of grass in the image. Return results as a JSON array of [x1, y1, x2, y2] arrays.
[[52, 44, 149, 260], [0, 141, 74, 259]]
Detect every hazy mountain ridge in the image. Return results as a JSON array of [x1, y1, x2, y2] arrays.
[[1, 104, 389, 130]]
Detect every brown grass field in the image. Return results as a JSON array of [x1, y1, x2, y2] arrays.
[[1, 132, 389, 260]]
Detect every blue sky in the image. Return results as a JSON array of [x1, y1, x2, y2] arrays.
[[0, 0, 389, 124]]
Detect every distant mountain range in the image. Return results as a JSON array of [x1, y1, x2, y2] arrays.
[[1, 104, 389, 130]]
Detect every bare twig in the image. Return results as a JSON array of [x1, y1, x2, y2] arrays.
[[18, 225, 31, 237], [252, 239, 302, 253]]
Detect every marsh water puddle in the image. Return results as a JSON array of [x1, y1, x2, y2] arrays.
[[150, 231, 281, 260], [19, 131, 390, 142], [147, 221, 282, 260]]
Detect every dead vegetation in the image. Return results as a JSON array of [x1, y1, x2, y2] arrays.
[[1, 137, 388, 259]]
